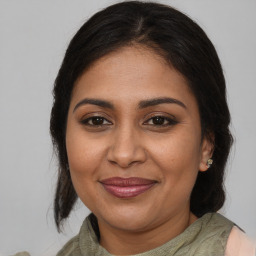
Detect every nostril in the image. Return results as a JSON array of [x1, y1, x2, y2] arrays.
[[107, 150, 147, 168], [106, 134, 147, 167], [108, 158, 136, 168]]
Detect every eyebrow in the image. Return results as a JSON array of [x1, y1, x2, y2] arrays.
[[138, 97, 186, 109], [73, 98, 114, 112], [73, 97, 186, 112]]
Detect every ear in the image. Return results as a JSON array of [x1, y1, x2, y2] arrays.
[[199, 134, 214, 172]]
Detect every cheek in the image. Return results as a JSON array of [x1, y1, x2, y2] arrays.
[[66, 138, 104, 210], [151, 130, 201, 167], [65, 123, 106, 197], [67, 141, 101, 175], [148, 129, 201, 187], [66, 122, 106, 174]]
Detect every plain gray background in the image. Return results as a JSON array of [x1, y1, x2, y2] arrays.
[[0, 0, 255, 255]]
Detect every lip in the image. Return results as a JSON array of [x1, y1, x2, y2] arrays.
[[100, 177, 157, 198]]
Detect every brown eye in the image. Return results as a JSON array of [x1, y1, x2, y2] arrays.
[[81, 116, 112, 126], [91, 117, 104, 125], [144, 116, 178, 126], [152, 116, 165, 125]]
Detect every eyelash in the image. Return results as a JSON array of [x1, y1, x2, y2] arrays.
[[80, 116, 112, 126], [144, 116, 177, 126], [80, 115, 177, 128]]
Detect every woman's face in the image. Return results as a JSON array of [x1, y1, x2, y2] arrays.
[[66, 46, 212, 233]]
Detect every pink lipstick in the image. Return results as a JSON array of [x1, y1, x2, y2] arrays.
[[100, 177, 156, 198]]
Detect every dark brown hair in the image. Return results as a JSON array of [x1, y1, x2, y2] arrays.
[[50, 1, 233, 232]]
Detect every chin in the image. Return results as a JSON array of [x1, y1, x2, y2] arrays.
[[111, 216, 151, 232], [98, 207, 154, 232]]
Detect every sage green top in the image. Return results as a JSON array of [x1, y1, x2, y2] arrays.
[[56, 212, 234, 256]]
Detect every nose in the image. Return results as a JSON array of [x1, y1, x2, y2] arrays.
[[107, 126, 147, 168]]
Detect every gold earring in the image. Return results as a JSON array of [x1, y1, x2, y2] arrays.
[[207, 159, 213, 168]]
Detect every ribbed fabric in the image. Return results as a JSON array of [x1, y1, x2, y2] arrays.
[[56, 213, 234, 256]]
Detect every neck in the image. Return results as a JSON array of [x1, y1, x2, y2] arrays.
[[98, 210, 197, 255]]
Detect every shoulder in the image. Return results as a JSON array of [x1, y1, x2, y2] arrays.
[[225, 226, 256, 256], [56, 234, 81, 256], [195, 212, 234, 241], [11, 252, 30, 256], [189, 213, 234, 254], [206, 212, 234, 227], [56, 215, 97, 256], [179, 213, 234, 256]]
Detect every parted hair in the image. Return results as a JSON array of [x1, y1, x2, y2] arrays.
[[50, 1, 233, 232]]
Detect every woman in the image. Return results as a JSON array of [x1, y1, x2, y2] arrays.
[[15, 1, 255, 255]]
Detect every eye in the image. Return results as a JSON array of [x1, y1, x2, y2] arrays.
[[144, 116, 177, 126], [81, 116, 112, 126]]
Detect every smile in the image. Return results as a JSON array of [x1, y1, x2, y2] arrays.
[[100, 177, 157, 198]]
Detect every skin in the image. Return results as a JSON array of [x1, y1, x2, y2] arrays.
[[66, 45, 213, 255]]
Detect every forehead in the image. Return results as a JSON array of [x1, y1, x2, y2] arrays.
[[71, 46, 197, 110]]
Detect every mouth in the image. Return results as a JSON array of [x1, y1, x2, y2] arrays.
[[100, 177, 157, 198]]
